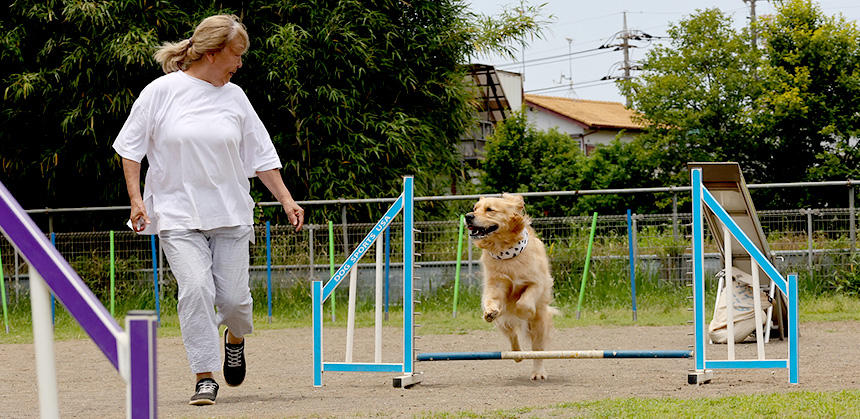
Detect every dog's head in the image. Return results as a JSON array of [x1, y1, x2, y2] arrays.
[[464, 193, 528, 242]]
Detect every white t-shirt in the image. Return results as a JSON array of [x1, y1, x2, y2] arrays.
[[112, 70, 282, 233]]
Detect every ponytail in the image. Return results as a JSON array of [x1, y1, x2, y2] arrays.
[[153, 15, 248, 74], [153, 39, 200, 74]]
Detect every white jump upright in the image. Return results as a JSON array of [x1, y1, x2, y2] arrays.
[[312, 176, 418, 387], [690, 167, 799, 384]]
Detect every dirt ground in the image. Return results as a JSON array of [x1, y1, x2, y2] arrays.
[[0, 321, 858, 418]]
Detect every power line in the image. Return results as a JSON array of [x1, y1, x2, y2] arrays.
[[495, 47, 604, 67], [524, 81, 616, 96], [525, 79, 612, 94], [495, 50, 613, 70]]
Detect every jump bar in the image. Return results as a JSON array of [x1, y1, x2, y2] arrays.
[[417, 350, 693, 361]]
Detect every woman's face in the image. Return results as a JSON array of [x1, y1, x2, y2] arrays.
[[209, 37, 245, 86]]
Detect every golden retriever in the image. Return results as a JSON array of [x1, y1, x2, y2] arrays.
[[465, 193, 558, 380]]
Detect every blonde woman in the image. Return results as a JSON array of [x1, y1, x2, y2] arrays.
[[113, 14, 304, 406]]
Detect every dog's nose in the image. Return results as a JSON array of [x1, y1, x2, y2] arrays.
[[464, 213, 474, 223]]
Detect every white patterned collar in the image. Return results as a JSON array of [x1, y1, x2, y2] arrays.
[[489, 229, 529, 260]]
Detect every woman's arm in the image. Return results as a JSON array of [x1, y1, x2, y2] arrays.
[[256, 169, 304, 231], [121, 158, 150, 232]]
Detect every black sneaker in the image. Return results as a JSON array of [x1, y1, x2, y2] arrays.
[[223, 328, 246, 387], [189, 378, 218, 406]]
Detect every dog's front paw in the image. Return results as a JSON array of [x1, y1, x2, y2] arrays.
[[530, 369, 547, 381], [483, 308, 500, 323]]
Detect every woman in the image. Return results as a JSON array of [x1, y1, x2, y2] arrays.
[[113, 14, 303, 406]]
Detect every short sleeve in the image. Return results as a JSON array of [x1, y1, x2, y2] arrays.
[[239, 93, 282, 178], [112, 87, 153, 163]]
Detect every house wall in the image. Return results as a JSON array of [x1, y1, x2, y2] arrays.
[[497, 70, 523, 112], [525, 105, 585, 135], [586, 129, 637, 147], [525, 104, 639, 155]]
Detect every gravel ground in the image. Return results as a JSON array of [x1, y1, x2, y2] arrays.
[[0, 321, 857, 418]]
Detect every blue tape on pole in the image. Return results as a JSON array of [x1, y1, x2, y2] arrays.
[[266, 221, 272, 321], [626, 209, 637, 314], [417, 352, 503, 361], [602, 350, 692, 358], [150, 235, 160, 323]]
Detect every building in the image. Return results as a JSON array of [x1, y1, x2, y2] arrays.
[[524, 94, 644, 155], [459, 64, 523, 164]]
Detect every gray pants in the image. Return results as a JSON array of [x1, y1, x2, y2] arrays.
[[160, 226, 254, 374]]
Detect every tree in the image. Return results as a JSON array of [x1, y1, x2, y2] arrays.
[[617, 9, 764, 186], [0, 0, 547, 225], [479, 111, 583, 215], [755, 0, 860, 183], [618, 1, 860, 195]]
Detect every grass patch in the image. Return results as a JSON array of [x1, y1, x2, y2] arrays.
[[416, 390, 860, 418]]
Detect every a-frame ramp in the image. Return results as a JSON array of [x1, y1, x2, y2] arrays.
[[687, 162, 788, 340]]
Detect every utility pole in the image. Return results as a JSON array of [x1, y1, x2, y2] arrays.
[[599, 10, 654, 107], [622, 11, 631, 107], [566, 37, 574, 90], [744, 0, 758, 49]]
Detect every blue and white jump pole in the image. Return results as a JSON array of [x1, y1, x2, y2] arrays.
[[418, 350, 692, 361]]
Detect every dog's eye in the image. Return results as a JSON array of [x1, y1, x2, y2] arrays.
[[486, 207, 494, 212]]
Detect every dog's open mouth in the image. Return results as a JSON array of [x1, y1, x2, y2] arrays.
[[468, 224, 498, 239]]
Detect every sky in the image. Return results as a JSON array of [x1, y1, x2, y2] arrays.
[[466, 0, 860, 104]]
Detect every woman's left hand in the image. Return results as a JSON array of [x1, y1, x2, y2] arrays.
[[283, 200, 304, 232]]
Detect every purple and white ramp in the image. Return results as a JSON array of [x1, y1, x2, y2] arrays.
[[0, 180, 157, 418]]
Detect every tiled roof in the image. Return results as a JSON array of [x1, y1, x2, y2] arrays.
[[524, 94, 644, 130]]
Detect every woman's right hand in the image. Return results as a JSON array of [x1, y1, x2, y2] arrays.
[[129, 198, 151, 232]]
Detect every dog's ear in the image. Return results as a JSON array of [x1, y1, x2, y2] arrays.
[[501, 193, 525, 214]]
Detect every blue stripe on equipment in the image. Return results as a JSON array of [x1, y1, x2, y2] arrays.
[[705, 359, 788, 369], [418, 352, 503, 361], [323, 362, 405, 373], [417, 350, 692, 361]]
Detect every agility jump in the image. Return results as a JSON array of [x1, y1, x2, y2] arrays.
[[312, 164, 800, 386], [312, 176, 419, 388]]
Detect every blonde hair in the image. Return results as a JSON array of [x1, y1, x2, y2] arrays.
[[153, 14, 249, 74]]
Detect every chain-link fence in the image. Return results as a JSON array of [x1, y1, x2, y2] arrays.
[[1, 206, 856, 308]]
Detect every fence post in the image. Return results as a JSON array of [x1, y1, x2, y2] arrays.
[[266, 221, 272, 324], [308, 225, 315, 281], [14, 250, 20, 299], [805, 209, 813, 280], [0, 249, 8, 333], [341, 204, 349, 257], [850, 185, 856, 255], [672, 191, 679, 243]]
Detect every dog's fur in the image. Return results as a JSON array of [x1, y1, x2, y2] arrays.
[[465, 193, 558, 380]]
